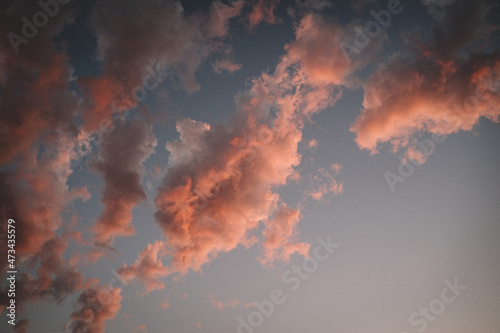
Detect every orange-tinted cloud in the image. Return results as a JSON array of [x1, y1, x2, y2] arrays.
[[119, 12, 347, 288], [69, 286, 123, 333], [117, 241, 169, 293], [212, 59, 243, 74], [207, 294, 240, 310], [135, 324, 147, 332], [259, 204, 310, 267], [248, 0, 282, 29], [160, 297, 170, 310], [0, 236, 84, 314], [350, 0, 500, 157], [283, 14, 383, 87], [307, 166, 343, 201]]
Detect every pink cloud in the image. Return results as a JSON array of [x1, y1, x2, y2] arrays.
[[247, 0, 282, 29], [350, 1, 500, 157], [307, 167, 344, 201], [120, 12, 349, 289], [207, 294, 240, 310], [212, 59, 243, 74], [283, 14, 383, 87], [160, 297, 171, 310], [69, 286, 123, 333], [117, 241, 169, 294], [307, 139, 319, 149], [259, 204, 310, 267]]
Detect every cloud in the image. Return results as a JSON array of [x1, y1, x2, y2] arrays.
[[212, 59, 243, 74], [118, 12, 346, 289], [0, 0, 79, 164], [350, 0, 500, 156], [135, 324, 147, 332], [160, 297, 170, 310], [0, 3, 92, 326], [0, 236, 84, 314], [81, 0, 244, 130], [294, 0, 333, 12], [69, 286, 122, 333], [0, 132, 88, 319], [117, 241, 169, 294], [258, 204, 310, 267], [306, 166, 344, 201], [14, 318, 29, 333], [307, 139, 319, 149], [247, 0, 282, 29], [207, 295, 240, 310], [91, 119, 157, 245], [283, 14, 383, 87]]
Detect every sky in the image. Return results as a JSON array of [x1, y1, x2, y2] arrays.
[[0, 0, 499, 332]]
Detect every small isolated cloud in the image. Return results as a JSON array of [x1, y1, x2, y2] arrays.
[[307, 167, 343, 201], [307, 139, 319, 149], [160, 297, 170, 310], [212, 59, 243, 74], [207, 294, 240, 310], [247, 0, 282, 29], [330, 163, 342, 174], [135, 324, 147, 332]]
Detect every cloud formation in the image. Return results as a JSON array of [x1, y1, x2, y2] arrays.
[[247, 0, 282, 29], [69, 285, 123, 333], [259, 204, 310, 267], [119, 10, 347, 288], [91, 119, 157, 245], [81, 0, 244, 130], [207, 294, 240, 310], [117, 241, 169, 293], [350, 0, 500, 158]]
